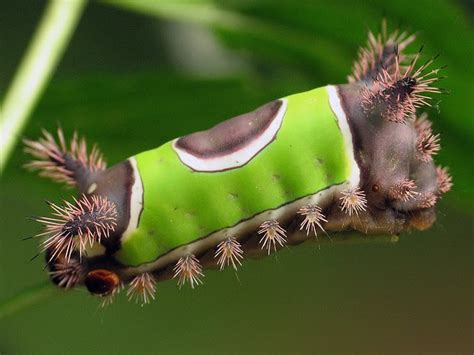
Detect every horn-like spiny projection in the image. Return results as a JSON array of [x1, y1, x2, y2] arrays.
[[25, 22, 452, 306]]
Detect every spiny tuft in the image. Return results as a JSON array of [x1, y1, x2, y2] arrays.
[[339, 187, 368, 216], [348, 20, 416, 83], [417, 192, 438, 209], [297, 204, 327, 237], [436, 166, 453, 194], [173, 254, 204, 289], [24, 128, 106, 186], [127, 273, 157, 305], [34, 194, 117, 262], [49, 255, 84, 289], [388, 179, 418, 202], [416, 126, 441, 162], [257, 220, 287, 255], [361, 49, 442, 124], [215, 237, 244, 271]]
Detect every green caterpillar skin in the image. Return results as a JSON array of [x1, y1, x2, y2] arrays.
[[117, 86, 354, 267]]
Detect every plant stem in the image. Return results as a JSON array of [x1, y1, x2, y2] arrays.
[[0, 0, 87, 174], [0, 281, 58, 320]]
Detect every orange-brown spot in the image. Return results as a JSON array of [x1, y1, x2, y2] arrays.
[[85, 269, 120, 295]]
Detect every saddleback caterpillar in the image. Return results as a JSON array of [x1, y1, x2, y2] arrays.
[[25, 22, 452, 305]]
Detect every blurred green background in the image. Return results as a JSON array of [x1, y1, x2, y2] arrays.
[[0, 0, 472, 353]]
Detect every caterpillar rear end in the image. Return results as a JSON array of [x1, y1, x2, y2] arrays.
[[25, 23, 452, 305]]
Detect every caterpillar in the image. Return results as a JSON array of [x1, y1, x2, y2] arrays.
[[25, 23, 452, 305]]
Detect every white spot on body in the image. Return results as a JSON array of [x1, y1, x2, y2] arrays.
[[87, 183, 97, 194]]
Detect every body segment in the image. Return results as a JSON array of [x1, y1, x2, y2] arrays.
[[118, 87, 352, 266]]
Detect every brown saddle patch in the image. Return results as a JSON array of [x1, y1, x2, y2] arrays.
[[175, 100, 283, 158]]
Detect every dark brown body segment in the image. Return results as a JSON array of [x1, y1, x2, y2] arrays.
[[175, 100, 283, 157]]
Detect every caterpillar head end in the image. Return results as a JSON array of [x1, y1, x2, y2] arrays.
[[335, 99, 451, 234], [25, 129, 144, 302], [338, 23, 452, 234]]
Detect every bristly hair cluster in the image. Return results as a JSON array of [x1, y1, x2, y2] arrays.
[[24, 128, 106, 186], [127, 273, 157, 305], [388, 179, 418, 202], [34, 194, 117, 262], [215, 237, 244, 271], [257, 220, 287, 255], [436, 166, 453, 194], [360, 50, 442, 123], [348, 19, 416, 83], [412, 112, 442, 163], [339, 187, 367, 216], [49, 254, 84, 289], [415, 121, 441, 162], [297, 204, 327, 237], [417, 192, 438, 209], [351, 21, 443, 125], [173, 254, 204, 289]]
